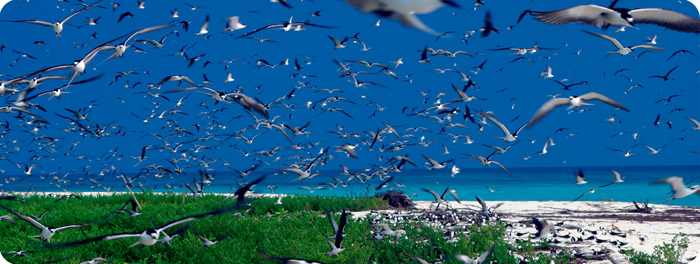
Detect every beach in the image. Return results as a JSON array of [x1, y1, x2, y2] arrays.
[[357, 199, 700, 263], [5, 191, 699, 263]]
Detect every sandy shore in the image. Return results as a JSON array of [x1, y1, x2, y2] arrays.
[[356, 200, 700, 264], [5, 192, 699, 263]]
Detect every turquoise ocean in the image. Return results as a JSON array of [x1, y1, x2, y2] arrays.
[[3, 166, 698, 207]]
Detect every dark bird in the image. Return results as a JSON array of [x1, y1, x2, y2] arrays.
[[118, 12, 134, 23], [649, 65, 679, 81], [481, 10, 499, 37]]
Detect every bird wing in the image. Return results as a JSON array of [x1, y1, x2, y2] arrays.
[[444, 188, 461, 203], [1, 215, 15, 224], [530, 5, 617, 27], [630, 44, 664, 51], [477, 245, 496, 263], [579, 92, 629, 111], [629, 8, 700, 33], [158, 204, 238, 231], [490, 160, 512, 176], [655, 177, 686, 193], [343, 0, 381, 13], [192, 229, 211, 243], [479, 112, 512, 137], [685, 116, 700, 127], [475, 196, 488, 211], [325, 210, 339, 233], [233, 175, 266, 209], [609, 169, 622, 181], [61, 2, 98, 24], [12, 20, 53, 27], [584, 30, 623, 49], [238, 23, 282, 38], [528, 98, 570, 126], [396, 13, 438, 35], [421, 154, 439, 166], [0, 204, 45, 230], [50, 232, 140, 247], [125, 24, 173, 44], [421, 188, 441, 201]]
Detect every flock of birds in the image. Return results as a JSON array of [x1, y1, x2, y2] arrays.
[[0, 0, 698, 262]]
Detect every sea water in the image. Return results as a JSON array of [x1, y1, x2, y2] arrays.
[[2, 166, 698, 207]]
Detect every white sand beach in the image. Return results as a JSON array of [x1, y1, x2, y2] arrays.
[[356, 200, 700, 264]]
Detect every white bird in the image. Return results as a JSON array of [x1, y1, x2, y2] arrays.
[[653, 177, 700, 201], [540, 65, 554, 79], [536, 139, 549, 155], [421, 187, 460, 208], [573, 168, 587, 185], [298, 186, 326, 193], [106, 24, 173, 60], [532, 217, 555, 239], [585, 30, 664, 55], [79, 257, 115, 264], [195, 14, 210, 35], [193, 229, 229, 247], [684, 116, 700, 130], [55, 206, 235, 247], [646, 34, 657, 44], [610, 169, 624, 183], [328, 35, 348, 49], [451, 163, 461, 177], [643, 145, 664, 154], [0, 204, 111, 242], [421, 154, 453, 169], [528, 92, 630, 127], [335, 143, 358, 159], [6, 1, 99, 37], [518, 2, 700, 33], [342, 0, 459, 34], [224, 72, 235, 83], [454, 245, 495, 264], [223, 16, 246, 31], [469, 151, 512, 176], [478, 112, 527, 142]]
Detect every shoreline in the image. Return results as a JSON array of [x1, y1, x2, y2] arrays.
[[3, 192, 699, 263]]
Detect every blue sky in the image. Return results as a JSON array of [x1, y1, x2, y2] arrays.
[[0, 0, 698, 182]]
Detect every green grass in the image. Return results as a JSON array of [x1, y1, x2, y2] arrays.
[[623, 234, 690, 264], [0, 193, 672, 263]]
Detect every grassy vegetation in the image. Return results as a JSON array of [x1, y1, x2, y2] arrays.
[[623, 234, 690, 264], [0, 192, 681, 263]]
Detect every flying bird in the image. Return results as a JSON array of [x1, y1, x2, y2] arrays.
[[653, 177, 700, 201], [342, 0, 459, 34], [528, 92, 630, 127], [4, 1, 100, 37], [454, 245, 495, 264], [51, 205, 236, 247], [0, 204, 113, 242], [584, 30, 664, 55], [518, 1, 700, 33]]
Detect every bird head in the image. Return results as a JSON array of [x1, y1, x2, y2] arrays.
[[145, 228, 159, 239]]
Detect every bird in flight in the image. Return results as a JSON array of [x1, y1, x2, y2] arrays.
[[518, 0, 700, 33], [4, 0, 101, 37], [528, 92, 630, 127]]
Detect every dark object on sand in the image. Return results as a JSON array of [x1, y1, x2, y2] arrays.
[[630, 200, 653, 213], [375, 191, 414, 209]]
